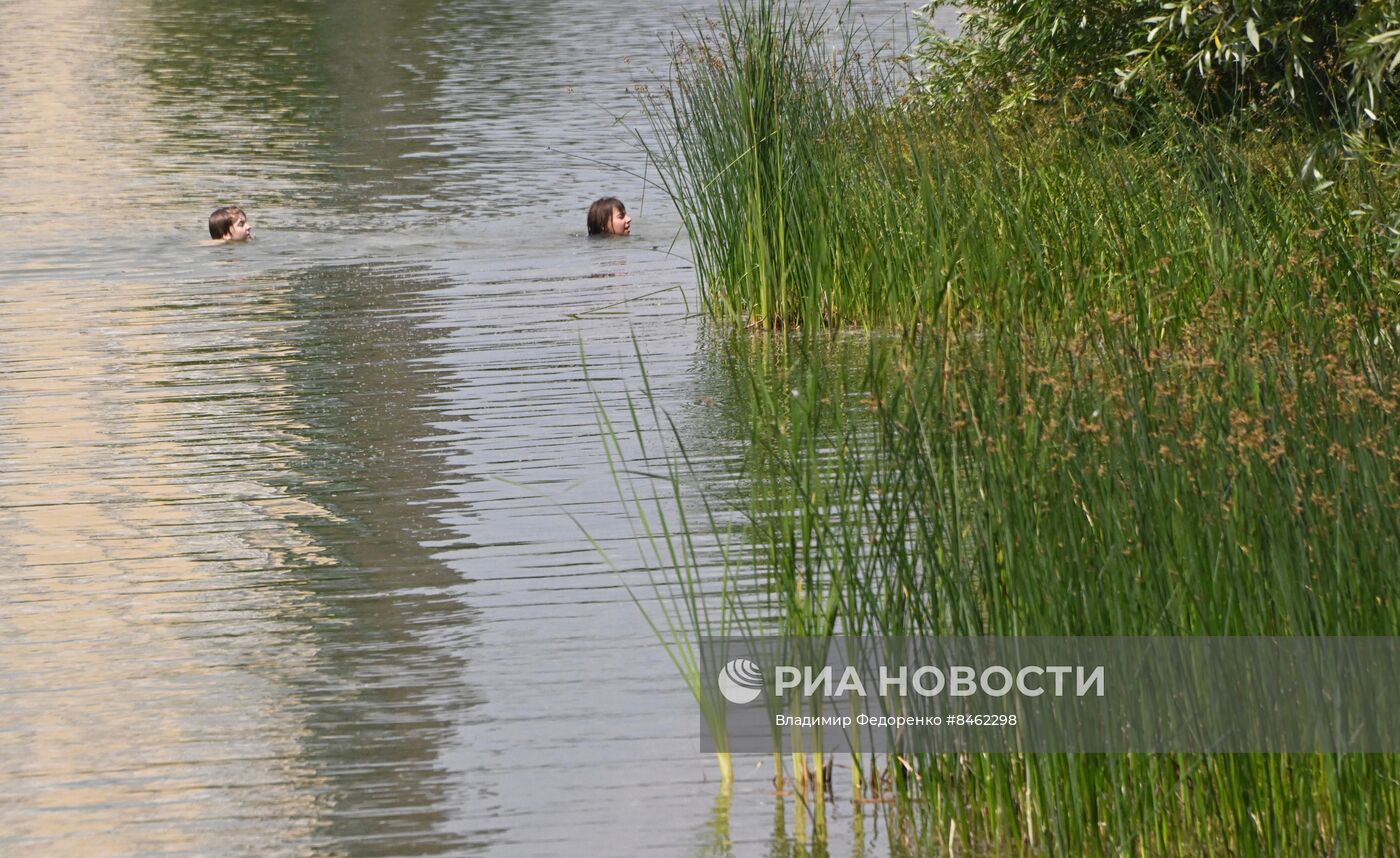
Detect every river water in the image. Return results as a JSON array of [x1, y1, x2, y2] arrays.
[[0, 1, 954, 854]]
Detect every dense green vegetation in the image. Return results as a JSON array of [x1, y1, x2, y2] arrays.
[[626, 0, 1400, 852], [650, 315, 1400, 854], [917, 0, 1400, 142], [645, 0, 1398, 331]]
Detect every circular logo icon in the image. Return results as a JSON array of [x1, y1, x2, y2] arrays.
[[718, 658, 763, 705]]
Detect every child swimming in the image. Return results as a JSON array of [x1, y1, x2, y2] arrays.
[[586, 197, 630, 236], [208, 206, 253, 241]]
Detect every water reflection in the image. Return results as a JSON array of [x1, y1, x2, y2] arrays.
[[126, 0, 680, 235], [134, 0, 464, 227], [270, 263, 481, 854], [0, 262, 478, 855]]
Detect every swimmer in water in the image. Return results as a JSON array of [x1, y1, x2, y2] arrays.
[[208, 206, 252, 241], [586, 197, 630, 236]]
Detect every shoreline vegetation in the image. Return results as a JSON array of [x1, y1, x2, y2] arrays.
[[644, 1, 1397, 333], [622, 0, 1400, 853]]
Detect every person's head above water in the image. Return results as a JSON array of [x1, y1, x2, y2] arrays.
[[587, 197, 630, 236], [209, 206, 252, 241]]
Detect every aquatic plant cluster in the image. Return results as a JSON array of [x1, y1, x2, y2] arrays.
[[691, 319, 1399, 852], [629, 0, 1400, 853], [646, 1, 1397, 332]]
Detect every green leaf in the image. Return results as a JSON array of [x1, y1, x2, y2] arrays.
[[1246, 18, 1260, 52]]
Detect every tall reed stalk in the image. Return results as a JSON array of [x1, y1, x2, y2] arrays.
[[618, 316, 1400, 853], [621, 0, 1400, 851], [643, 1, 1398, 332]]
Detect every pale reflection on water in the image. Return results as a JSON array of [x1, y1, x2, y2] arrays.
[[0, 0, 954, 854], [0, 262, 476, 854]]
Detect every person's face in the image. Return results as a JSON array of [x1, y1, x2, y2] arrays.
[[227, 213, 252, 241], [607, 207, 630, 236]]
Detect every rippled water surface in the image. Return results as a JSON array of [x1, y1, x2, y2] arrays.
[[0, 1, 953, 854]]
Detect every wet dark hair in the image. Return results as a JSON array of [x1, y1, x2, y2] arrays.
[[587, 197, 625, 236], [208, 205, 246, 239]]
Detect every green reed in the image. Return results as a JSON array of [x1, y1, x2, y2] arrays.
[[644, 1, 1398, 332], [652, 313, 1399, 854], [623, 0, 1400, 851]]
